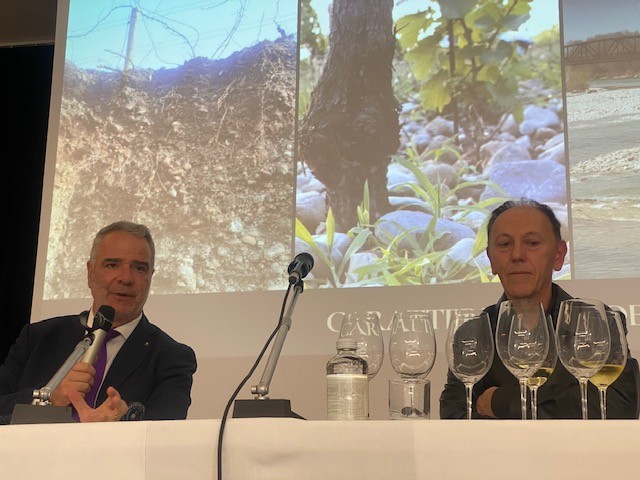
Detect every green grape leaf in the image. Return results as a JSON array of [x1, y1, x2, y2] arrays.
[[396, 12, 434, 50], [438, 0, 476, 20], [503, 13, 530, 30], [479, 40, 514, 63], [473, 15, 497, 28], [405, 35, 441, 78], [467, 2, 501, 32], [419, 71, 451, 112], [486, 80, 517, 109], [510, 0, 533, 17], [477, 64, 500, 83]]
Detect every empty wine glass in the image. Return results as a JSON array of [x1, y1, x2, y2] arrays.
[[527, 315, 557, 420], [589, 310, 627, 420], [445, 311, 494, 420], [556, 298, 610, 420], [389, 310, 436, 378], [388, 311, 436, 418], [339, 312, 384, 379], [496, 299, 549, 420]]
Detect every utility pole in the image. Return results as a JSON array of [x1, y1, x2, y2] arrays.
[[123, 7, 138, 76]]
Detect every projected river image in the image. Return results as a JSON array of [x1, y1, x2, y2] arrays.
[[567, 77, 640, 279]]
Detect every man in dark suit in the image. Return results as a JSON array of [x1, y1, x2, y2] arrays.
[[0, 221, 197, 423]]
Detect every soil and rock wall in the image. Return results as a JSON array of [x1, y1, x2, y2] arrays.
[[46, 37, 297, 298]]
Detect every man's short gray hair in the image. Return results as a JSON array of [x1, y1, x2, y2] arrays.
[[89, 221, 155, 268]]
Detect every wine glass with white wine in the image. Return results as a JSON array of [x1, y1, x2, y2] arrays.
[[589, 310, 627, 420], [527, 315, 557, 420], [496, 299, 549, 420], [556, 298, 610, 420]]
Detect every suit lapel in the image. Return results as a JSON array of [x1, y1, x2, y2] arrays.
[[48, 316, 87, 379], [63, 316, 89, 354], [99, 315, 156, 400]]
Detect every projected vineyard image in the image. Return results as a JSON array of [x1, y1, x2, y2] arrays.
[[45, 0, 569, 297], [296, 0, 567, 288]]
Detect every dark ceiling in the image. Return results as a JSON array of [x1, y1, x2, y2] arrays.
[[0, 0, 57, 47]]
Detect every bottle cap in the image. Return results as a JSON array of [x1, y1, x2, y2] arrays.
[[336, 337, 358, 351]]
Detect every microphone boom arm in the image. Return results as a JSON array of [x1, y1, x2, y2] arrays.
[[251, 282, 303, 398]]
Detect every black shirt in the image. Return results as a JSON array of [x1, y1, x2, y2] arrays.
[[440, 284, 640, 419]]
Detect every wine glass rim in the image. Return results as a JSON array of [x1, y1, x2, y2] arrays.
[[560, 297, 606, 305], [453, 310, 490, 320], [500, 298, 543, 305], [447, 311, 491, 336], [499, 298, 544, 311], [559, 298, 609, 319]]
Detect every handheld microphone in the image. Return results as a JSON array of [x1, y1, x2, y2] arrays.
[[287, 252, 314, 284], [80, 305, 116, 365]]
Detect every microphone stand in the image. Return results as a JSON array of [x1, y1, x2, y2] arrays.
[[232, 280, 305, 419], [10, 334, 95, 424]]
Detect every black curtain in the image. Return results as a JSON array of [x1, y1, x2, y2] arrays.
[[0, 44, 54, 364]]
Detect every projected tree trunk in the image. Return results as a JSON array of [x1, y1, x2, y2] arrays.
[[299, 0, 399, 232]]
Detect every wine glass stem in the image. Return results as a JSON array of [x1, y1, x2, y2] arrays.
[[579, 378, 589, 420], [529, 386, 538, 420], [598, 386, 608, 420], [519, 378, 527, 420], [464, 383, 473, 420]]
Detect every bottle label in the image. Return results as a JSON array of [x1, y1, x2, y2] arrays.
[[326, 374, 369, 420]]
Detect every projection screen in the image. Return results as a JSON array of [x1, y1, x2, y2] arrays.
[[33, 0, 640, 420]]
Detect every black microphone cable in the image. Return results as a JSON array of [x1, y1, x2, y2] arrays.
[[216, 283, 293, 480]]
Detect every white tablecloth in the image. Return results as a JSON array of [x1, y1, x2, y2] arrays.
[[1, 418, 638, 479]]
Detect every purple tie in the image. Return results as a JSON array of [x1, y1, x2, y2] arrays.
[[84, 329, 120, 408]]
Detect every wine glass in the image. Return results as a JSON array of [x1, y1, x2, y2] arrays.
[[496, 299, 549, 420], [589, 310, 627, 420], [389, 310, 436, 378], [388, 311, 436, 418], [527, 315, 557, 420], [445, 311, 494, 420], [339, 312, 384, 379], [556, 298, 610, 420]]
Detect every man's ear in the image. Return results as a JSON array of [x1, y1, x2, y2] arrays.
[[86, 260, 93, 288], [553, 240, 568, 271], [486, 247, 497, 275]]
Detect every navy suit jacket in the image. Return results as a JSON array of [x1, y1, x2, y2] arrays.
[[0, 313, 197, 424]]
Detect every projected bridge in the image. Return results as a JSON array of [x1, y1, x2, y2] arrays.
[[564, 34, 640, 66]]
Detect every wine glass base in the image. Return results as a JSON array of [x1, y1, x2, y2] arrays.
[[388, 379, 430, 419]]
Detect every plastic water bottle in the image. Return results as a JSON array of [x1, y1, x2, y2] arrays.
[[326, 337, 369, 420]]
